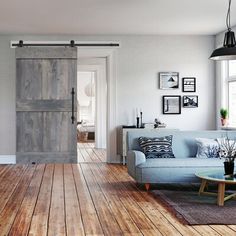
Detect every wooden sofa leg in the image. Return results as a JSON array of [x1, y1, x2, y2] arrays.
[[145, 183, 150, 191]]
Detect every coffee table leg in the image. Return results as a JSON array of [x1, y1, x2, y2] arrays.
[[217, 183, 225, 206], [199, 179, 207, 195]]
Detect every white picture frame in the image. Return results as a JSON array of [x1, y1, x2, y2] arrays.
[[159, 72, 179, 90]]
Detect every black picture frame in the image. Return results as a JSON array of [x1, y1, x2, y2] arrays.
[[182, 77, 196, 92], [183, 95, 198, 108], [162, 96, 181, 114], [159, 72, 179, 90]]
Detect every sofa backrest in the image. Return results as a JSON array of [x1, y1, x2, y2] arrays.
[[127, 130, 236, 158]]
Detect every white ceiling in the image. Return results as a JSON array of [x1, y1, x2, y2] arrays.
[[0, 0, 235, 35]]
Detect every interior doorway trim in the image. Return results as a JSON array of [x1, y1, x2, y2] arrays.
[[78, 48, 118, 163], [78, 61, 107, 150]]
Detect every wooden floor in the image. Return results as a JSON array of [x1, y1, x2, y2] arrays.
[[77, 142, 106, 163], [0, 148, 236, 235]]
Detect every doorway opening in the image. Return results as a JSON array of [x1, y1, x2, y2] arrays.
[[77, 58, 107, 163]]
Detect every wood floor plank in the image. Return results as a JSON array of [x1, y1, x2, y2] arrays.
[[210, 225, 236, 236], [193, 226, 221, 236], [111, 165, 203, 236], [72, 164, 104, 236], [64, 164, 85, 236], [108, 164, 201, 236], [8, 164, 45, 236], [28, 164, 54, 236], [77, 149, 85, 163], [228, 225, 236, 232], [80, 149, 93, 162], [0, 165, 36, 236], [93, 149, 106, 162], [98, 164, 179, 236], [89, 163, 142, 235], [84, 148, 100, 162], [0, 165, 27, 214], [48, 164, 66, 236], [0, 165, 11, 176], [81, 163, 123, 236]]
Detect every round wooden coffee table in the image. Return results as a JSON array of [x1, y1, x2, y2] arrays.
[[195, 171, 236, 206]]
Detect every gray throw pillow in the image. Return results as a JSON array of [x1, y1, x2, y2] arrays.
[[138, 135, 175, 158]]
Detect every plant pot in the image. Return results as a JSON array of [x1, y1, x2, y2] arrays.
[[221, 118, 228, 126], [224, 161, 234, 175]]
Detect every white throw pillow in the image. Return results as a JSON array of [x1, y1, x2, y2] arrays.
[[196, 138, 220, 158]]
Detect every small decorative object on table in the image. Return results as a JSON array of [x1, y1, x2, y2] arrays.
[[136, 108, 144, 128], [136, 117, 140, 128], [140, 110, 144, 128], [154, 118, 166, 128], [218, 136, 236, 176], [220, 108, 228, 126]]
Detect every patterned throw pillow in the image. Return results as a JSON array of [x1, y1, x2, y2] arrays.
[[138, 135, 175, 158], [196, 138, 220, 158]]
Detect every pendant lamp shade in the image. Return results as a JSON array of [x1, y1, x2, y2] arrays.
[[210, 0, 236, 60], [210, 30, 236, 60], [84, 83, 95, 97]]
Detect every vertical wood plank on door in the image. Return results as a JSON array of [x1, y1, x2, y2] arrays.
[[43, 112, 75, 153], [42, 60, 69, 100], [48, 164, 66, 236], [17, 112, 43, 153], [16, 60, 42, 100]]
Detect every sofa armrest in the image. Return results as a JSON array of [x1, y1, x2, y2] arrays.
[[127, 150, 146, 178]]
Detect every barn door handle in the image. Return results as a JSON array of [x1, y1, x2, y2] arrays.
[[71, 87, 75, 124]]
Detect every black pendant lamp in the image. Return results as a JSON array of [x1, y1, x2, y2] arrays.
[[210, 0, 236, 60]]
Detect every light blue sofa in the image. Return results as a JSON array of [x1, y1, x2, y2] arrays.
[[127, 130, 236, 190]]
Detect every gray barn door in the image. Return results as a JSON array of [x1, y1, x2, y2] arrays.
[[16, 47, 77, 163]]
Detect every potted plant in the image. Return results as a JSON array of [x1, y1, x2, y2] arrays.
[[219, 137, 236, 175], [220, 108, 228, 126]]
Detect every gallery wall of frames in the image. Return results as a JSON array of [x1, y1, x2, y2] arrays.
[[159, 72, 198, 115]]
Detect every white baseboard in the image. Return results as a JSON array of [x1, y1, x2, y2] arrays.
[[0, 155, 16, 164]]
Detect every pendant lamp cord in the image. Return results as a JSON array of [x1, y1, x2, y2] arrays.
[[226, 0, 232, 30]]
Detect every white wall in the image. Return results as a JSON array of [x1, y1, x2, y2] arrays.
[[116, 36, 215, 130], [0, 34, 216, 157]]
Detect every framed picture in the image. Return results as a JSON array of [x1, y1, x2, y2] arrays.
[[182, 77, 196, 92], [183, 95, 198, 108], [159, 72, 179, 89], [162, 96, 181, 114]]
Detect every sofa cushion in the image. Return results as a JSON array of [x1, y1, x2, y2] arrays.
[[136, 157, 223, 169], [196, 138, 220, 158], [138, 135, 175, 158]]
